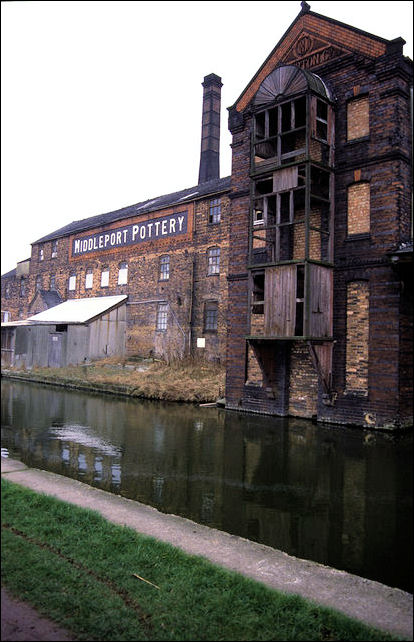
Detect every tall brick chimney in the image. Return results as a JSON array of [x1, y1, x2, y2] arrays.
[[198, 73, 222, 184]]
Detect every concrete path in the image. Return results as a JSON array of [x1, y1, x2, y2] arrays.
[[2, 457, 413, 640]]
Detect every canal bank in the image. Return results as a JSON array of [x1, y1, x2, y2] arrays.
[[1, 457, 412, 640]]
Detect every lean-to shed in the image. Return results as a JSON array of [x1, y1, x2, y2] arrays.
[[1, 295, 127, 369]]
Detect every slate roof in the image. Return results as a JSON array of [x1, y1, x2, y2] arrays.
[[34, 176, 231, 245], [38, 289, 63, 309], [1, 268, 17, 279]]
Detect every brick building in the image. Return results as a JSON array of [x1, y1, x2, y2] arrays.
[[225, 2, 412, 429], [2, 3, 413, 428]]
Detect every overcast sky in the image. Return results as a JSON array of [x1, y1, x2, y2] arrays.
[[2, 0, 413, 275]]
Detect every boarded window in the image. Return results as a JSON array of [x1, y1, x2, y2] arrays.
[[118, 262, 128, 285], [345, 281, 369, 395], [68, 274, 76, 291], [347, 97, 369, 141], [50, 274, 56, 290], [51, 240, 58, 258], [19, 278, 26, 297], [101, 267, 109, 288], [347, 182, 370, 235], [156, 303, 168, 331], [85, 268, 93, 289], [204, 301, 218, 332], [5, 282, 11, 299], [207, 247, 220, 275], [159, 256, 170, 280]]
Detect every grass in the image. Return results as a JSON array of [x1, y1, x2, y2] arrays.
[[1, 478, 406, 642], [3, 356, 225, 404]]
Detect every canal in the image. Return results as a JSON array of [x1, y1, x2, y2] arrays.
[[1, 378, 412, 594]]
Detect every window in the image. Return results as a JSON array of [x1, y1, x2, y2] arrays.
[[5, 282, 11, 299], [159, 256, 170, 280], [156, 303, 168, 331], [101, 266, 109, 288], [118, 262, 128, 285], [207, 247, 220, 275], [50, 274, 56, 290], [68, 273, 76, 291], [2, 311, 10, 323], [38, 247, 44, 262], [347, 182, 370, 235], [35, 275, 42, 291], [19, 278, 26, 297], [347, 97, 369, 141], [209, 199, 221, 224], [85, 268, 93, 289], [51, 240, 58, 258], [204, 301, 218, 332]]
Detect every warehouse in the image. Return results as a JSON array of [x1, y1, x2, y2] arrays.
[[1, 3, 412, 428]]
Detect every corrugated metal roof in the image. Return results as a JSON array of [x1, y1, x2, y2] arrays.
[[33, 176, 231, 245], [26, 295, 127, 324]]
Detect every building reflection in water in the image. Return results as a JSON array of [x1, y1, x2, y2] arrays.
[[1, 378, 412, 593]]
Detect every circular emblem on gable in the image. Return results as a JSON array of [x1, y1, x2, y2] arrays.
[[295, 35, 313, 57]]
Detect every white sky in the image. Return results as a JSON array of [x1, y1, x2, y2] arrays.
[[2, 0, 413, 275]]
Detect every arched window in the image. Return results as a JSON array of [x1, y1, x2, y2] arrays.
[[207, 247, 220, 275], [118, 262, 128, 285], [101, 266, 109, 288], [159, 256, 170, 280], [85, 268, 93, 289], [68, 273, 76, 291]]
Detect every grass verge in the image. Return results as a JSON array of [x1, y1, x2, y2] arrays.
[[2, 357, 225, 404], [1, 479, 405, 642]]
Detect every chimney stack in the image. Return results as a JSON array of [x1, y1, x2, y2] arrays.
[[198, 73, 222, 184]]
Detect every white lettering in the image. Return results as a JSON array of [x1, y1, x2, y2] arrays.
[[140, 226, 146, 239], [74, 240, 80, 254], [110, 233, 116, 245], [116, 231, 122, 245], [123, 229, 128, 243], [99, 236, 103, 248], [82, 240, 88, 252], [169, 219, 176, 233], [104, 234, 110, 247], [93, 237, 98, 250], [178, 215, 185, 232], [161, 220, 167, 235], [88, 238, 93, 251], [154, 221, 161, 236], [147, 222, 153, 237], [132, 225, 139, 240]]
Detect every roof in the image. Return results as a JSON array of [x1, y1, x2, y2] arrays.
[[1, 268, 17, 279], [26, 295, 128, 324], [231, 4, 391, 113], [33, 176, 231, 245], [37, 289, 63, 309]]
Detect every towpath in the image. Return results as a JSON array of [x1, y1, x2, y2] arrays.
[[1, 457, 412, 640]]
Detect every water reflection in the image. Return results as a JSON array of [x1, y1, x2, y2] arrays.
[[1, 378, 412, 593]]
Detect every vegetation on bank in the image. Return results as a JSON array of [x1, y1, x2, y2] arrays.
[[1, 479, 406, 642], [1, 357, 225, 404]]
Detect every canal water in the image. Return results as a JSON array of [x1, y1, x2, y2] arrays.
[[1, 378, 412, 593]]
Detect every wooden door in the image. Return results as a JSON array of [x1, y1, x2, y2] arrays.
[[264, 265, 296, 336]]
